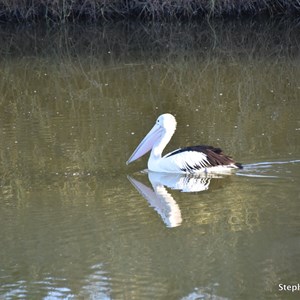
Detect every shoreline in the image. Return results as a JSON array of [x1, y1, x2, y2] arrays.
[[0, 0, 299, 24]]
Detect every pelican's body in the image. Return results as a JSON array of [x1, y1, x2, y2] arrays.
[[127, 113, 242, 174]]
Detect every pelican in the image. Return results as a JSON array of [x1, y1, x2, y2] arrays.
[[126, 113, 242, 174]]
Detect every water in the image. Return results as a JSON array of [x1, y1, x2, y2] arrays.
[[0, 20, 299, 300]]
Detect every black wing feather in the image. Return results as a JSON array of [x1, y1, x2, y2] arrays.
[[166, 145, 242, 169]]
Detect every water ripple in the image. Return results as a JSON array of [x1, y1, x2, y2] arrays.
[[237, 159, 300, 178]]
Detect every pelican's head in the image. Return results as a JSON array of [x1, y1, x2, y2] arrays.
[[126, 113, 177, 165], [155, 113, 177, 133]]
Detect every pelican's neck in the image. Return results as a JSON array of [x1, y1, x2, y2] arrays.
[[150, 127, 175, 159]]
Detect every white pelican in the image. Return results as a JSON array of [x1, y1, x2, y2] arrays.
[[126, 113, 242, 173]]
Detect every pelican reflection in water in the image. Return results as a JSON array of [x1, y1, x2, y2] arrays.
[[128, 171, 222, 228]]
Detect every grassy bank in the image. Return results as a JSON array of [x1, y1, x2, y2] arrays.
[[0, 0, 299, 23]]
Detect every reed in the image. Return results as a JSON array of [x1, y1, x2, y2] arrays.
[[0, 0, 298, 23]]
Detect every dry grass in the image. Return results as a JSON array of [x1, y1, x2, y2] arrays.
[[0, 0, 299, 23]]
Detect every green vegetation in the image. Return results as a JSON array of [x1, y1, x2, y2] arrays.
[[0, 0, 299, 23]]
